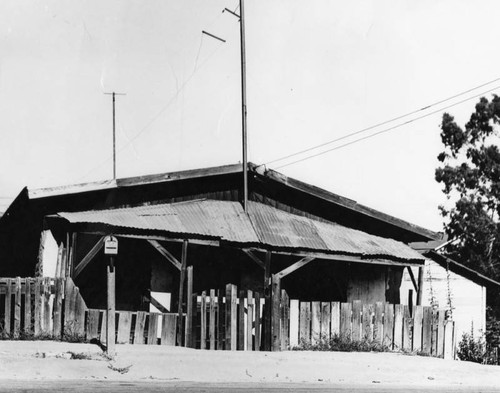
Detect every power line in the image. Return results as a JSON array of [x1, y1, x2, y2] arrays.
[[273, 85, 500, 170], [263, 76, 500, 167]]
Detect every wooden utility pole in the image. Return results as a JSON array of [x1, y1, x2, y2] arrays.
[[104, 92, 126, 180], [104, 235, 118, 356], [224, 1, 248, 212], [239, 0, 249, 212]]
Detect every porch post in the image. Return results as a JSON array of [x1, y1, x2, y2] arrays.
[[271, 274, 281, 351], [263, 251, 272, 351], [176, 239, 189, 346], [416, 266, 424, 306], [106, 256, 116, 356]]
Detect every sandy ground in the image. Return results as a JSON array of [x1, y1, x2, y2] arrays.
[[0, 341, 500, 389]]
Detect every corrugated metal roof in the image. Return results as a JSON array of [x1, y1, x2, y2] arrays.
[[247, 202, 424, 261], [55, 200, 259, 243], [52, 199, 424, 263]]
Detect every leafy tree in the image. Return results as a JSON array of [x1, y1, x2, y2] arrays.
[[436, 95, 500, 315]]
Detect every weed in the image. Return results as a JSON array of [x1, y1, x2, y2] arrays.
[[292, 334, 390, 353]]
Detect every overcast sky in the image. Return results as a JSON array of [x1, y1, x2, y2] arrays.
[[1, 0, 499, 232]]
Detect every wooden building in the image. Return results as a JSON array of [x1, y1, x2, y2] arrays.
[[401, 250, 500, 342], [0, 163, 445, 350]]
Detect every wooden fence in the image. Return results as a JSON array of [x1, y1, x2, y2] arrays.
[[288, 299, 455, 358], [0, 277, 181, 346], [0, 277, 86, 338], [190, 284, 265, 351], [86, 309, 180, 346]]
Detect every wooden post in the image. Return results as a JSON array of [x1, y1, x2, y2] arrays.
[[311, 301, 321, 344], [217, 289, 224, 350], [416, 266, 424, 306], [289, 299, 299, 348], [106, 258, 116, 356], [176, 240, 188, 346], [13, 277, 21, 339], [238, 290, 245, 350], [263, 251, 272, 351], [247, 290, 253, 351], [271, 274, 281, 351], [412, 305, 423, 352], [185, 265, 194, 348], [373, 302, 383, 343], [254, 292, 261, 351], [209, 289, 216, 350], [352, 300, 362, 341], [68, 233, 77, 278], [225, 284, 237, 350], [24, 279, 32, 334], [200, 291, 207, 350], [299, 302, 311, 344], [393, 304, 404, 351]]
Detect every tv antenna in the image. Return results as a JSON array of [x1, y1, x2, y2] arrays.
[[104, 92, 126, 180]]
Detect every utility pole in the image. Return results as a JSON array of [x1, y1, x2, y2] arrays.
[[224, 0, 248, 212], [104, 92, 126, 180], [239, 0, 248, 213]]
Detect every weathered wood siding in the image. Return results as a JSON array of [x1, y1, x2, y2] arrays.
[[401, 260, 486, 341]]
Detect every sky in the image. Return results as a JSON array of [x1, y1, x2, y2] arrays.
[[1, 0, 500, 233]]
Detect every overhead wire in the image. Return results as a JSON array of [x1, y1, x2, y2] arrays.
[[273, 84, 500, 170], [263, 76, 500, 167]]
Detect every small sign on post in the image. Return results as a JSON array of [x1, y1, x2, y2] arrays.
[[104, 235, 118, 356], [104, 235, 118, 255]]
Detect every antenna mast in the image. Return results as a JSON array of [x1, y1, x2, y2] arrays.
[[104, 92, 126, 180], [239, 0, 248, 212]]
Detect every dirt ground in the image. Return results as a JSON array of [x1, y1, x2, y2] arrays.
[[0, 341, 499, 388]]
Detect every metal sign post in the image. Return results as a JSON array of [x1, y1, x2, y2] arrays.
[[104, 235, 118, 356]]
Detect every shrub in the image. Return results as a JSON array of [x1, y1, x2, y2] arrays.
[[457, 333, 486, 364], [293, 334, 390, 353]]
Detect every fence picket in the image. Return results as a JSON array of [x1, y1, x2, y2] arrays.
[[147, 313, 158, 345], [161, 314, 177, 346], [254, 292, 261, 351], [311, 301, 321, 344], [24, 279, 32, 334], [289, 299, 299, 348], [393, 304, 404, 350], [217, 289, 224, 350], [209, 289, 216, 350], [431, 310, 439, 356], [352, 300, 362, 341], [340, 302, 352, 340], [402, 305, 412, 351], [422, 306, 432, 355], [383, 303, 394, 348], [373, 302, 383, 343], [281, 290, 289, 351], [87, 309, 100, 339], [247, 290, 254, 351], [4, 278, 12, 335], [134, 311, 147, 344], [42, 277, 51, 334], [116, 311, 132, 344], [362, 304, 373, 341], [437, 310, 445, 358], [238, 290, 245, 350], [52, 278, 63, 338], [299, 302, 311, 344], [13, 277, 21, 338], [412, 305, 423, 352], [331, 302, 340, 337], [34, 278, 42, 335], [320, 302, 331, 341]]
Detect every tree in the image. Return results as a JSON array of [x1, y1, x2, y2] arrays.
[[436, 95, 500, 300]]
